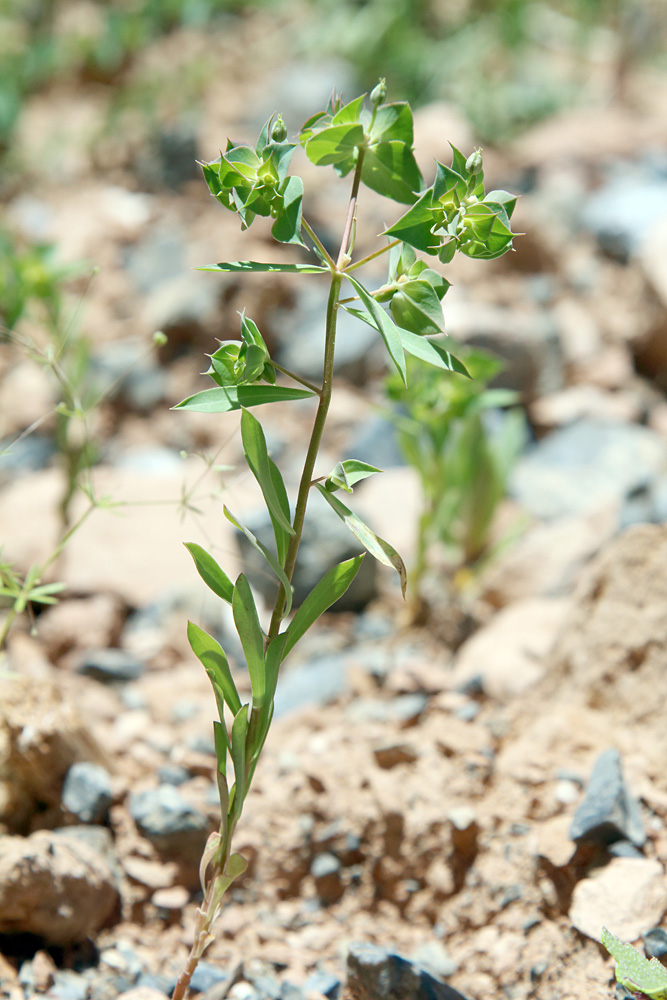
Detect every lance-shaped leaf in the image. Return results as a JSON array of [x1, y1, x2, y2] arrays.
[[230, 703, 250, 808], [283, 555, 365, 658], [325, 459, 382, 494], [255, 632, 288, 751], [187, 621, 242, 717], [601, 927, 667, 998], [232, 574, 266, 706], [241, 408, 294, 552], [173, 384, 315, 413], [399, 328, 469, 376], [198, 261, 328, 274], [185, 542, 234, 605], [315, 483, 407, 597], [344, 273, 406, 385], [212, 721, 230, 836], [224, 506, 293, 616]]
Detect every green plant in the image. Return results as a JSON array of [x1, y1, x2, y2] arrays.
[[385, 345, 526, 609], [602, 927, 667, 999], [171, 83, 517, 996]]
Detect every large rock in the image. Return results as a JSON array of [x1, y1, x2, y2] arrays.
[[345, 942, 470, 1000], [0, 676, 102, 834], [0, 829, 119, 944]]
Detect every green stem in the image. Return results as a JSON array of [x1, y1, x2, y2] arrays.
[[266, 271, 343, 640], [268, 361, 322, 394], [344, 238, 401, 272]]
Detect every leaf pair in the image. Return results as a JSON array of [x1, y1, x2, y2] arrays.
[[201, 115, 305, 246], [300, 92, 423, 205], [385, 144, 517, 263]]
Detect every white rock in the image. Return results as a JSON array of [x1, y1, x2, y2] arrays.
[[570, 857, 667, 941]]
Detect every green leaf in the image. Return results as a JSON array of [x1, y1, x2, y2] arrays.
[[198, 261, 328, 274], [241, 408, 294, 542], [344, 273, 406, 385], [230, 704, 249, 806], [283, 555, 366, 658], [390, 278, 445, 336], [369, 102, 415, 145], [268, 456, 291, 564], [256, 632, 288, 751], [315, 484, 407, 597], [601, 927, 667, 999], [304, 122, 365, 167], [232, 574, 266, 706], [325, 459, 383, 493], [184, 542, 234, 604], [224, 506, 293, 616], [272, 175, 306, 247], [399, 328, 469, 376], [172, 384, 316, 413], [362, 141, 422, 204], [384, 189, 440, 255], [484, 189, 518, 219], [187, 621, 242, 717]]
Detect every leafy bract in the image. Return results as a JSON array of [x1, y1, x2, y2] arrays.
[[324, 459, 382, 494], [172, 384, 315, 413], [315, 484, 407, 597], [299, 92, 422, 205], [601, 927, 667, 999], [240, 408, 294, 548], [385, 145, 517, 263]]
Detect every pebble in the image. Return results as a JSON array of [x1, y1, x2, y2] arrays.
[[373, 743, 418, 769], [157, 764, 191, 786], [61, 761, 113, 824], [152, 885, 190, 910], [644, 927, 667, 958], [77, 648, 145, 683], [569, 857, 667, 941], [345, 693, 429, 727], [569, 748, 645, 848], [273, 656, 348, 719], [345, 942, 470, 1000], [129, 785, 209, 865], [189, 961, 229, 994], [303, 972, 341, 998], [49, 970, 89, 1000], [311, 852, 344, 905]]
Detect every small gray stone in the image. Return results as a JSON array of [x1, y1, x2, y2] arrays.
[[157, 764, 190, 786], [77, 648, 144, 684], [345, 693, 429, 726], [608, 840, 644, 859], [349, 417, 405, 470], [48, 970, 89, 1000], [189, 960, 228, 994], [273, 656, 348, 719], [569, 748, 645, 848], [303, 972, 341, 998], [644, 927, 667, 959], [129, 785, 209, 865], [135, 972, 178, 995], [62, 762, 113, 824], [345, 942, 470, 1000]]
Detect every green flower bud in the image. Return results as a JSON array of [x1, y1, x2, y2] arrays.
[[465, 148, 483, 175], [370, 78, 387, 107], [270, 115, 287, 143]]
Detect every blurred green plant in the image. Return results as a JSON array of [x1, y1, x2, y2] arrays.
[[171, 83, 518, 996], [385, 346, 526, 611]]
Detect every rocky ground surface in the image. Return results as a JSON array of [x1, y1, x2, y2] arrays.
[[4, 8, 667, 1000]]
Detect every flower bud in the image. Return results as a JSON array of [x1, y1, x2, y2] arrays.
[[465, 148, 483, 176], [370, 78, 387, 107], [270, 115, 287, 143]]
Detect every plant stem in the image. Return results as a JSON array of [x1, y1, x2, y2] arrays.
[[268, 361, 322, 394], [267, 271, 343, 641], [345, 238, 401, 272], [267, 148, 367, 641]]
